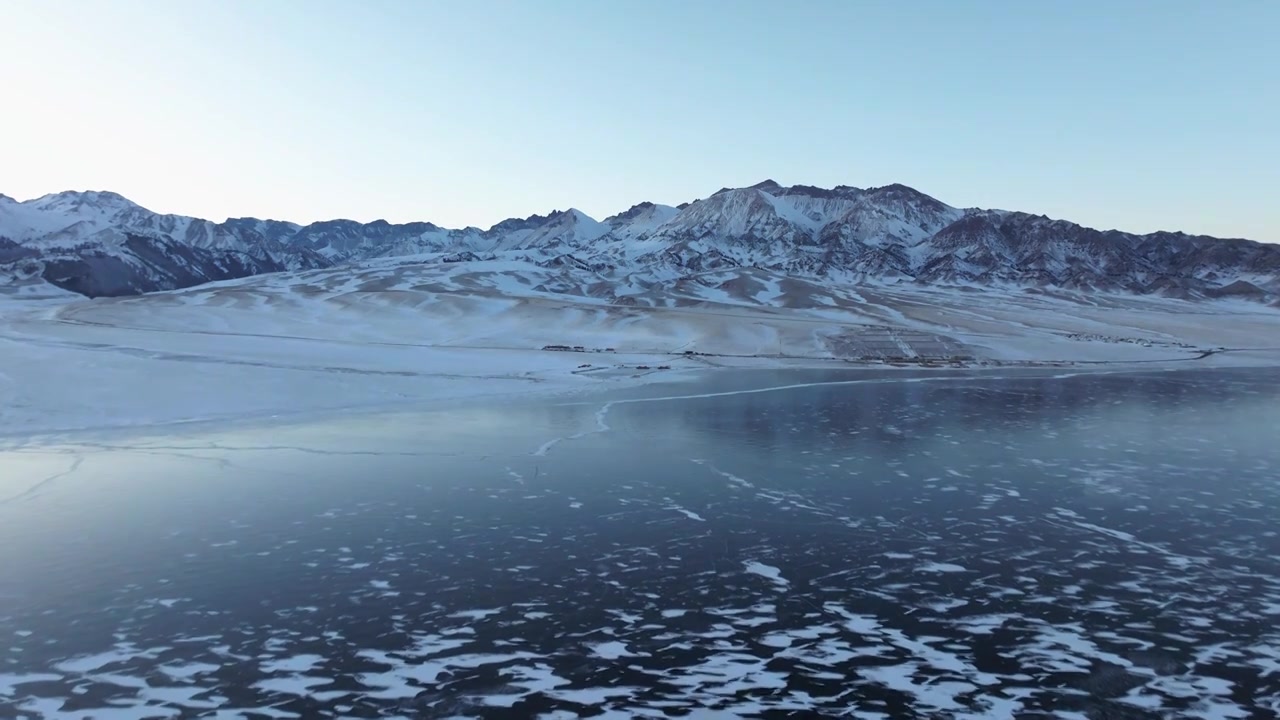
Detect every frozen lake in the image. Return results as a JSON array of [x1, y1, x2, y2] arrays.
[[2, 367, 1279, 718]]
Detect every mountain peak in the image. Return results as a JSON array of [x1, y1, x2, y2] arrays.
[[36, 189, 135, 204], [27, 190, 143, 215], [604, 201, 679, 239], [606, 201, 659, 222], [710, 179, 783, 197], [863, 183, 952, 213], [778, 184, 864, 200], [552, 208, 595, 223], [711, 180, 862, 200], [487, 212, 552, 234], [866, 183, 926, 198]]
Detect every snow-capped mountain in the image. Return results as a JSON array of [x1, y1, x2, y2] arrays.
[[486, 208, 609, 252], [2, 183, 1277, 301], [0, 190, 328, 296], [604, 202, 681, 241]]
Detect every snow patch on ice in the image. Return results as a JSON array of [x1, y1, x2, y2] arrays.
[[743, 561, 790, 591]]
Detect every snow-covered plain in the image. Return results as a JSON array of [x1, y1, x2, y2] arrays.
[[3, 257, 1279, 439]]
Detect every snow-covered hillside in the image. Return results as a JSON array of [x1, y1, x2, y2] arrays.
[[2, 182, 1277, 301], [4, 255, 1280, 438]]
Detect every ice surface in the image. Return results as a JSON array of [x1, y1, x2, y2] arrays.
[[671, 506, 706, 522], [4, 366, 1279, 718], [0, 673, 62, 696], [259, 654, 323, 673]]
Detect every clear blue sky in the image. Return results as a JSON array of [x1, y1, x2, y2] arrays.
[[2, 0, 1276, 240]]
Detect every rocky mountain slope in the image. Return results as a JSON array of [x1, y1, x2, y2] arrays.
[[2, 182, 1277, 301]]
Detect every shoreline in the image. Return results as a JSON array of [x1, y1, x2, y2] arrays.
[[4, 351, 1276, 449], [4, 279, 1280, 447]]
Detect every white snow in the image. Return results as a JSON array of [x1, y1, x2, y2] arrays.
[[604, 202, 680, 241], [918, 562, 968, 573], [158, 662, 220, 680], [590, 641, 645, 660], [449, 608, 503, 621], [743, 561, 790, 590], [0, 257, 1277, 442], [0, 192, 141, 241], [692, 460, 755, 488], [671, 506, 706, 522]]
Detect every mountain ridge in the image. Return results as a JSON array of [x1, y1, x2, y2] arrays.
[[2, 182, 1277, 301]]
